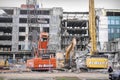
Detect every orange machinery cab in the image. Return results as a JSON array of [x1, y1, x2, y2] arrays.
[[27, 32, 56, 70], [38, 32, 48, 52]]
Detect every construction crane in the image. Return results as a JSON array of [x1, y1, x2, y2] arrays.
[[86, 0, 108, 69]]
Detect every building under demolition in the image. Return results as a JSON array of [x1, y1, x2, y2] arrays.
[[0, 5, 120, 63], [0, 6, 63, 59], [0, 5, 89, 56]]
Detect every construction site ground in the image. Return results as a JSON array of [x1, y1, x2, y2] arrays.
[[0, 71, 109, 80]]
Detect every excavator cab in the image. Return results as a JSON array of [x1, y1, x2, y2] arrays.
[[38, 32, 48, 54]]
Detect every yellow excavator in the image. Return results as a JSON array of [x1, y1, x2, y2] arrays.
[[56, 37, 76, 69], [86, 0, 108, 69], [56, 0, 108, 70], [65, 37, 76, 68], [62, 0, 108, 69]]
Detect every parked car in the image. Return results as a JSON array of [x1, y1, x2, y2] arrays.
[[109, 70, 120, 80]]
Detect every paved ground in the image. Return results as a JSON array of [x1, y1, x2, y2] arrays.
[[0, 72, 109, 80]]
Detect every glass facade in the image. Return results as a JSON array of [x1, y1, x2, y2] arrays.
[[108, 16, 120, 41]]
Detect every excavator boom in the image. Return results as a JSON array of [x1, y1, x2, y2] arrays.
[[65, 38, 76, 63], [89, 0, 97, 55]]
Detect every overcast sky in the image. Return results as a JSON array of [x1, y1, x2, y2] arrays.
[[0, 0, 120, 12]]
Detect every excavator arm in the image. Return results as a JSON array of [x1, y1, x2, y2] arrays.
[[65, 38, 76, 63]]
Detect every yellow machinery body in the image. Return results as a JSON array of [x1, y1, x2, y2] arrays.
[[86, 57, 108, 68]]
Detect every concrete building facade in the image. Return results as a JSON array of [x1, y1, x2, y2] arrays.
[[0, 7, 62, 52], [0, 6, 89, 54]]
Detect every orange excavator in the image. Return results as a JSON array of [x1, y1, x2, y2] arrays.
[[26, 32, 56, 70]]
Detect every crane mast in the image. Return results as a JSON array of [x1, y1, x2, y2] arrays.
[[89, 0, 97, 55]]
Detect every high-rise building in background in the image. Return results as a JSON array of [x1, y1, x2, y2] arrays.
[[96, 8, 120, 51]]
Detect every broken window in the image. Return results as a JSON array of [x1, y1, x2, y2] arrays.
[[29, 27, 40, 33], [0, 18, 13, 23], [0, 27, 12, 41], [19, 27, 26, 32], [20, 10, 27, 14], [43, 27, 49, 32], [0, 36, 12, 40], [37, 10, 50, 15], [19, 18, 27, 23], [37, 18, 49, 24], [0, 27, 12, 34], [29, 18, 49, 24], [18, 45, 21, 50], [19, 36, 25, 41], [66, 20, 87, 27], [107, 12, 120, 16], [30, 18, 37, 23], [3, 9, 14, 15], [30, 10, 37, 15], [20, 10, 50, 15], [20, 10, 37, 15]]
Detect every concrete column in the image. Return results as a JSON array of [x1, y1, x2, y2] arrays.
[[24, 26, 29, 50], [65, 21, 67, 27], [48, 8, 63, 51], [12, 8, 19, 51]]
